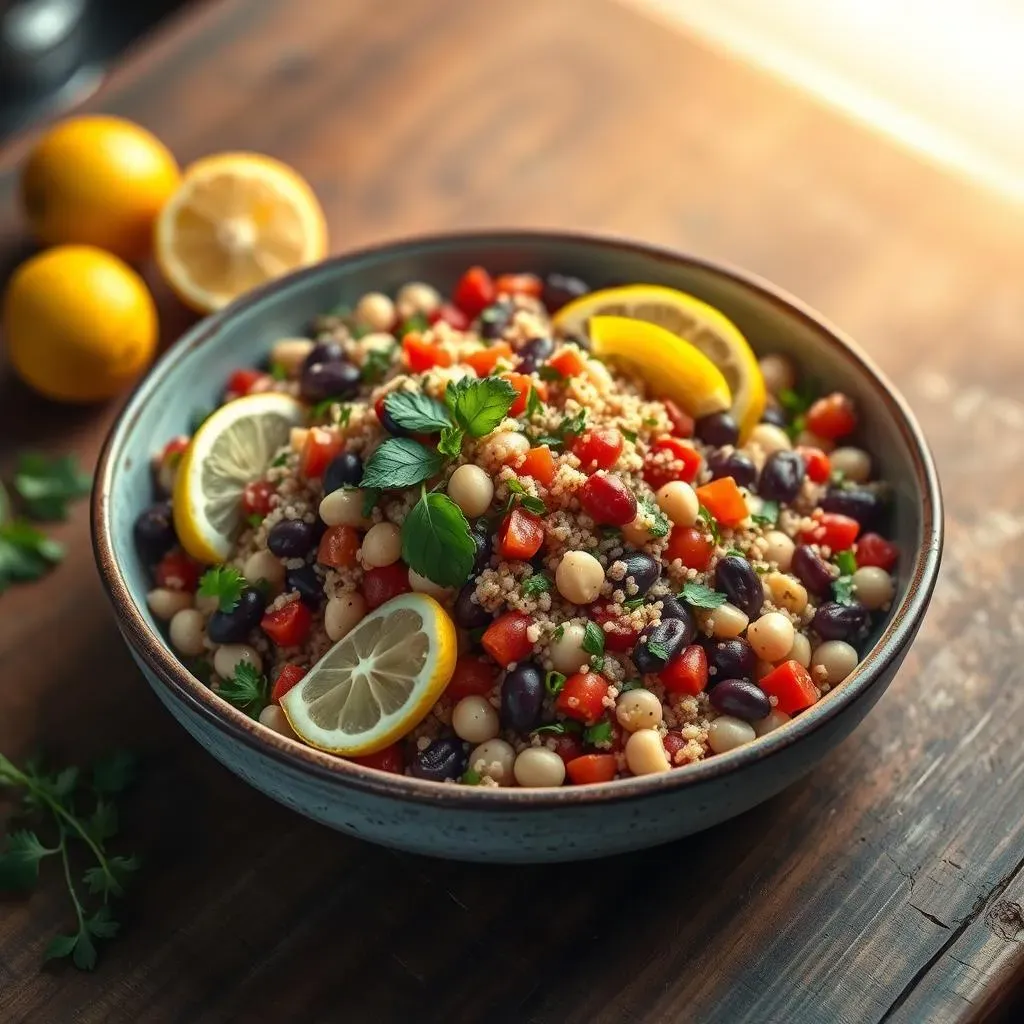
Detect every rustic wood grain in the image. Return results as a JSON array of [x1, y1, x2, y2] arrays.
[[2, 0, 1024, 1021]]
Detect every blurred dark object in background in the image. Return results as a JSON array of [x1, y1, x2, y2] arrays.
[[0, 0, 195, 139]]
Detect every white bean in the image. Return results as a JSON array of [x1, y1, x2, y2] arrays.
[[270, 337, 314, 376], [469, 738, 516, 786], [555, 551, 605, 605], [830, 446, 872, 484], [747, 612, 795, 662], [615, 689, 664, 733], [656, 481, 699, 526], [355, 292, 396, 332], [169, 609, 206, 656], [513, 747, 566, 787], [753, 709, 790, 737], [548, 621, 589, 675], [243, 550, 286, 595], [361, 522, 402, 568], [747, 423, 792, 458], [452, 695, 500, 744], [811, 640, 859, 684], [447, 464, 495, 518], [396, 281, 441, 319], [852, 566, 894, 610], [788, 631, 812, 668], [319, 488, 372, 528], [259, 704, 297, 738], [146, 587, 192, 621], [706, 602, 749, 639], [325, 592, 367, 642], [707, 715, 756, 753], [762, 531, 795, 572], [479, 431, 530, 465], [625, 729, 670, 775], [214, 643, 262, 680]]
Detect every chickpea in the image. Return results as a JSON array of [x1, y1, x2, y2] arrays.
[[243, 550, 286, 595], [707, 715, 756, 753], [758, 354, 796, 395], [355, 292, 396, 332], [396, 282, 441, 320], [747, 423, 792, 458], [452, 695, 500, 744], [852, 566, 894, 610], [353, 331, 397, 367], [764, 572, 808, 615], [747, 612, 795, 662], [259, 704, 297, 739], [169, 609, 206, 656], [319, 488, 372, 528], [361, 522, 402, 569], [621, 517, 654, 546], [656, 481, 699, 527], [195, 592, 220, 615], [753, 709, 791, 737], [556, 550, 605, 605], [706, 602, 749, 639], [325, 592, 367, 642], [214, 643, 263, 680], [788, 631, 812, 668], [625, 729, 671, 776], [796, 429, 835, 454], [479, 430, 530, 465], [615, 688, 664, 733], [447, 464, 494, 518], [549, 621, 589, 675], [469, 738, 516, 786], [513, 747, 566, 788], [270, 337, 315, 377], [146, 587, 192, 621], [811, 639, 859, 684], [762, 531, 795, 572], [409, 568, 449, 596], [830, 446, 872, 484]]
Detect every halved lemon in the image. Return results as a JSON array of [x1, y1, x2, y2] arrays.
[[155, 152, 328, 314], [555, 285, 766, 439], [173, 392, 305, 563], [280, 593, 457, 756]]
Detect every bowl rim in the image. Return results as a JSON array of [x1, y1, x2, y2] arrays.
[[91, 228, 943, 808]]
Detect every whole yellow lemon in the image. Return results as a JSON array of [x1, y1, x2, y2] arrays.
[[3, 245, 158, 403], [20, 115, 181, 263]]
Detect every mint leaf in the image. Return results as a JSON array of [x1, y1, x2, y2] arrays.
[[752, 500, 780, 527], [361, 487, 381, 519], [401, 492, 475, 588], [445, 377, 518, 437], [584, 720, 614, 746], [437, 425, 465, 459], [646, 640, 670, 662], [13, 453, 92, 521], [582, 620, 605, 658], [360, 439, 444, 490], [679, 581, 727, 609], [618, 678, 645, 693], [384, 391, 452, 433], [198, 565, 247, 612], [506, 479, 547, 515]]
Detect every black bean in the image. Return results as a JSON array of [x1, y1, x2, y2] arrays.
[[621, 551, 660, 596], [714, 556, 764, 619], [657, 595, 694, 626], [208, 587, 266, 644], [760, 406, 789, 429], [454, 581, 492, 629], [478, 300, 515, 340], [707, 449, 757, 489], [813, 601, 870, 641], [299, 360, 361, 403], [268, 518, 317, 558], [134, 502, 177, 565], [516, 336, 555, 374], [286, 565, 324, 608], [758, 450, 806, 504], [706, 638, 756, 681], [791, 545, 836, 597], [821, 487, 885, 529], [377, 402, 411, 438], [633, 617, 693, 674], [323, 452, 363, 494], [710, 679, 772, 721], [542, 273, 589, 313], [301, 340, 344, 372], [410, 738, 467, 782], [471, 526, 493, 574], [500, 663, 545, 732], [695, 412, 739, 447]]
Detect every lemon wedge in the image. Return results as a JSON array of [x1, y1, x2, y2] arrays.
[[554, 284, 766, 439], [155, 152, 328, 314], [280, 594, 457, 756], [173, 392, 305, 563]]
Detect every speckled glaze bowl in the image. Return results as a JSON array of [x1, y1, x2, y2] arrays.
[[92, 231, 942, 863]]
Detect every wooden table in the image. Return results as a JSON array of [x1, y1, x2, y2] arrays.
[[2, 1, 1023, 1020]]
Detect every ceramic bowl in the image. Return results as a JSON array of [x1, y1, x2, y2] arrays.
[[92, 231, 943, 863]]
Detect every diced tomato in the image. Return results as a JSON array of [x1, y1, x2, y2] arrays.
[[447, 655, 498, 700], [665, 526, 713, 571], [856, 533, 899, 571], [759, 660, 818, 715], [663, 400, 695, 438], [644, 437, 702, 489], [494, 273, 543, 298], [660, 644, 708, 696], [155, 551, 201, 592], [802, 512, 859, 552], [453, 266, 496, 317], [518, 446, 556, 486], [546, 348, 586, 379], [300, 426, 343, 479], [402, 332, 452, 372], [318, 524, 360, 568], [572, 428, 623, 471], [806, 392, 857, 440], [566, 753, 617, 785], [362, 562, 412, 610], [593, 605, 639, 652], [160, 435, 190, 467], [580, 473, 637, 526], [498, 507, 545, 560], [797, 445, 831, 484], [462, 341, 513, 377], [502, 373, 547, 416], [226, 368, 267, 397], [242, 479, 276, 517], [555, 672, 609, 723], [695, 477, 748, 528], [430, 303, 471, 331], [271, 664, 307, 703], [349, 744, 405, 774], [261, 601, 313, 647], [551, 733, 586, 765], [662, 732, 688, 766], [481, 611, 534, 666]]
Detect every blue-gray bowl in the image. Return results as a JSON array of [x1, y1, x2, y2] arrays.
[[91, 231, 942, 863]]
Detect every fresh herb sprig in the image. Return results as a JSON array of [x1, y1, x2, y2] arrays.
[[217, 662, 270, 718], [678, 581, 727, 610], [13, 454, 92, 521], [197, 566, 247, 613]]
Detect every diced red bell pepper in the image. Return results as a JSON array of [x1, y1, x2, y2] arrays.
[[663, 399, 695, 438], [481, 611, 534, 666], [453, 266, 496, 318], [494, 272, 542, 298], [644, 436, 702, 489], [462, 341, 513, 377], [430, 303, 471, 331], [664, 526, 713, 571], [797, 445, 831, 484], [546, 348, 586, 379], [447, 655, 499, 700], [502, 373, 547, 416], [593, 605, 639, 652], [518, 446, 556, 486], [660, 644, 708, 696], [349, 743, 405, 774], [271, 664, 307, 703], [759, 660, 818, 715], [362, 563, 412, 610], [318, 525, 360, 568], [242, 479, 276, 518], [695, 477, 748, 528], [154, 551, 201, 592], [402, 332, 452, 372], [572, 428, 623, 471], [261, 601, 313, 647], [497, 507, 545, 560], [565, 753, 618, 785], [555, 672, 609, 723], [856, 533, 899, 571], [300, 426, 343, 479], [226, 368, 268, 397], [806, 393, 857, 440], [802, 512, 859, 552]]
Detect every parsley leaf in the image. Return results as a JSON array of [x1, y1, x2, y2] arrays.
[[506, 479, 547, 515], [622, 596, 645, 611], [0, 520, 65, 594], [384, 391, 452, 434], [198, 565, 247, 613], [461, 769, 482, 785], [834, 550, 858, 576], [217, 662, 268, 717], [538, 365, 565, 383], [0, 830, 57, 891], [544, 670, 567, 696], [725, 548, 746, 558], [269, 362, 288, 381], [524, 386, 544, 419], [618, 678, 645, 693], [833, 576, 857, 606], [361, 487, 381, 519], [271, 452, 291, 468], [621, 429, 638, 443], [401, 491, 475, 588], [360, 438, 444, 490], [445, 377, 518, 437], [521, 574, 551, 596], [246, 513, 264, 528], [309, 398, 352, 425], [91, 752, 136, 795], [752, 500, 780, 527], [679, 581, 727, 609], [697, 505, 720, 543], [559, 408, 587, 439], [638, 496, 670, 538], [437, 425, 465, 459], [778, 379, 817, 418], [582, 620, 606, 658], [362, 345, 396, 383], [397, 313, 430, 339], [583, 720, 614, 746], [13, 454, 92, 521]]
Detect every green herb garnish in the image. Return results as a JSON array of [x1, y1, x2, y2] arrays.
[[445, 376, 518, 437], [271, 452, 291, 468], [198, 566, 247, 613], [400, 489, 475, 588], [245, 513, 264, 528], [679, 581, 727, 610], [13, 454, 92, 521], [618, 678, 645, 693], [725, 548, 746, 559], [524, 386, 544, 419], [461, 769, 482, 785], [637, 496, 670, 539], [0, 521, 65, 594], [751, 500, 780, 527], [217, 662, 269, 718], [384, 391, 452, 434], [559, 408, 587, 438], [437, 425, 465, 458], [833, 576, 857, 606], [532, 721, 581, 736], [544, 670, 567, 696], [834, 550, 858, 576], [538, 365, 565, 383], [269, 362, 288, 381], [521, 574, 551, 596], [621, 429, 638, 443], [583, 720, 614, 746], [362, 346, 396, 384], [309, 398, 352, 425], [582, 620, 606, 658], [397, 313, 430, 339], [622, 596, 645, 611], [506, 479, 547, 516], [646, 640, 670, 662], [360, 438, 445, 490], [697, 505, 720, 543]]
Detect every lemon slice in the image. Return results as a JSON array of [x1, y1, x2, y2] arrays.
[[155, 152, 328, 314], [173, 392, 305, 563], [555, 285, 766, 439], [280, 593, 457, 756]]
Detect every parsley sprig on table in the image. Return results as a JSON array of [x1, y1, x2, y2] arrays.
[[0, 750, 139, 970]]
